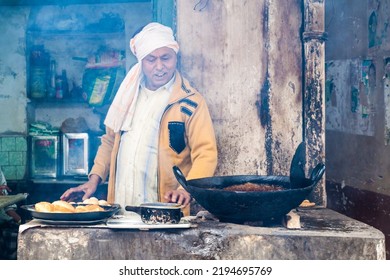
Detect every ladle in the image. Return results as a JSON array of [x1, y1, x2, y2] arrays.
[[289, 142, 307, 189]]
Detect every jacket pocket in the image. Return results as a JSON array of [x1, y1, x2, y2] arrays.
[[168, 122, 186, 154]]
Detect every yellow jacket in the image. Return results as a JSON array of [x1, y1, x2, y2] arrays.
[[89, 72, 218, 215]]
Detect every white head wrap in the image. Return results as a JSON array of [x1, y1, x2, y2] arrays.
[[130, 22, 179, 61], [104, 22, 179, 133]]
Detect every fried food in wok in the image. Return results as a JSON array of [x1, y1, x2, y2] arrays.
[[224, 182, 284, 192]]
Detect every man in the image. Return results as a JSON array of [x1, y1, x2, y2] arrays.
[[0, 167, 21, 260], [61, 22, 218, 215], [0, 168, 21, 224]]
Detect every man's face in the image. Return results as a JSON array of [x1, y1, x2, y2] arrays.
[[142, 47, 177, 91]]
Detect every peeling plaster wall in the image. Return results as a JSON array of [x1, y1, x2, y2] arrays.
[[325, 0, 390, 196], [177, 0, 303, 177], [0, 7, 29, 134]]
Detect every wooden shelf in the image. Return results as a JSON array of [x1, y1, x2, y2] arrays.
[[0, 0, 150, 6], [28, 99, 89, 107], [27, 30, 125, 39], [29, 177, 108, 186], [30, 178, 87, 185]]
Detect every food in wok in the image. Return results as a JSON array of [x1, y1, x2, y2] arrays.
[[223, 182, 284, 192], [173, 163, 325, 224]]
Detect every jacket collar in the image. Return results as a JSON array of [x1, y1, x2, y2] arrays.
[[168, 71, 194, 105]]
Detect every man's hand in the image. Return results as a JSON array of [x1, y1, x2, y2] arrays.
[[0, 184, 12, 195], [164, 189, 191, 207], [60, 175, 101, 202]]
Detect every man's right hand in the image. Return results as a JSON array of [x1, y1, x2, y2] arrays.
[[60, 174, 101, 202], [0, 184, 12, 195]]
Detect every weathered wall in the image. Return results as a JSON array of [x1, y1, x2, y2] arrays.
[[325, 0, 390, 196], [177, 0, 304, 178], [325, 0, 390, 259], [0, 7, 29, 134]]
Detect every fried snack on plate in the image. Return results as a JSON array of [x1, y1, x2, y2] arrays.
[[98, 199, 110, 206], [52, 200, 76, 213], [75, 204, 104, 212], [34, 200, 105, 213], [35, 201, 55, 213], [83, 197, 99, 205]]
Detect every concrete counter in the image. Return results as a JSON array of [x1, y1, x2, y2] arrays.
[[17, 207, 386, 260]]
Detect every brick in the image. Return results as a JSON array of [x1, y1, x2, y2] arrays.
[[21, 152, 27, 166], [9, 152, 23, 165], [2, 165, 16, 180], [0, 152, 9, 165], [2, 137, 16, 152], [16, 166, 26, 180], [15, 137, 27, 152]]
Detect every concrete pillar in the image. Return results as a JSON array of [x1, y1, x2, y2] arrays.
[[303, 0, 327, 205]]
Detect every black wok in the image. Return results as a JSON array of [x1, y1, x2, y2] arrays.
[[173, 163, 325, 224]]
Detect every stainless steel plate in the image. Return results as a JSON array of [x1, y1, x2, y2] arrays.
[[21, 204, 121, 222], [32, 218, 107, 225]]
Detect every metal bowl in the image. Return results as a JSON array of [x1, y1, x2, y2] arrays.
[[173, 163, 325, 224]]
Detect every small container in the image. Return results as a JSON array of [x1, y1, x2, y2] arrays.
[[62, 133, 89, 176], [30, 135, 59, 178]]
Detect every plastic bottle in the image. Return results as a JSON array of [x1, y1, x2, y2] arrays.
[[55, 75, 63, 99], [62, 70, 69, 98], [48, 60, 56, 98], [30, 46, 49, 99]]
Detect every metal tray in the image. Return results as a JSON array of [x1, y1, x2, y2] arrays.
[[106, 214, 192, 230], [32, 218, 107, 225], [21, 203, 121, 222]]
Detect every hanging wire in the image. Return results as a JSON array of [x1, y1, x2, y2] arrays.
[[193, 0, 209, 12]]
